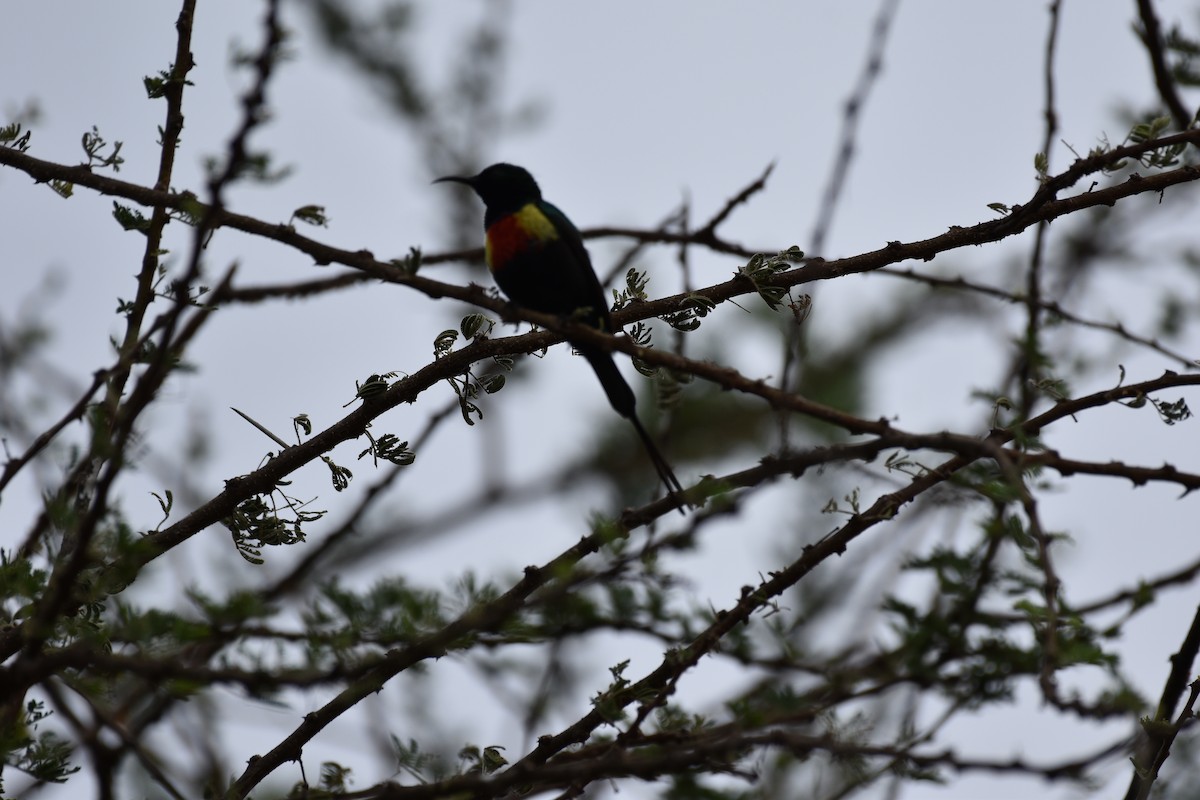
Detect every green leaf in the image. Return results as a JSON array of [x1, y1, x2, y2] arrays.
[[48, 179, 74, 199], [434, 329, 459, 358], [151, 489, 173, 521], [293, 414, 312, 437], [289, 204, 328, 227], [358, 433, 415, 466], [112, 202, 150, 233], [143, 70, 171, 98], [479, 373, 505, 394], [81, 125, 123, 171], [390, 246, 422, 275], [460, 313, 494, 340], [1033, 151, 1049, 178], [352, 374, 391, 402], [0, 121, 32, 151]]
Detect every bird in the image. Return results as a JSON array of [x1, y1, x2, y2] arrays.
[[435, 163, 687, 512]]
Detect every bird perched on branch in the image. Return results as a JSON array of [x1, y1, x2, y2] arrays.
[[435, 163, 687, 512]]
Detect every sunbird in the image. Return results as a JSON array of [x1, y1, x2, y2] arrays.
[[435, 163, 686, 511]]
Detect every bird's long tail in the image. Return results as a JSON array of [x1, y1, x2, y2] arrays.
[[582, 348, 637, 417], [583, 349, 688, 513], [627, 414, 687, 510]]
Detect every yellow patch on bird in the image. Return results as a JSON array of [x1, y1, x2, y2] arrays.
[[485, 203, 559, 271]]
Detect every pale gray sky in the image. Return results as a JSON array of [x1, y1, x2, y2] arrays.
[[3, 2, 1200, 798]]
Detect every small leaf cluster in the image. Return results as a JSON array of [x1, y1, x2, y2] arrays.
[[1149, 395, 1193, 425], [351, 372, 396, 402], [358, 432, 415, 466], [81, 125, 123, 172], [433, 319, 509, 425], [1127, 115, 1187, 168], [736, 246, 805, 311], [0, 121, 31, 152], [301, 577, 449, 657], [390, 246, 423, 275], [1114, 365, 1194, 425], [662, 293, 716, 333], [1164, 24, 1200, 87], [882, 508, 1141, 715], [611, 267, 650, 311], [459, 744, 508, 775], [224, 490, 319, 565], [1, 701, 80, 789], [289, 204, 328, 227], [142, 66, 193, 99], [628, 319, 658, 378]]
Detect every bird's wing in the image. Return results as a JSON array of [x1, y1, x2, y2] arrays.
[[539, 201, 615, 332]]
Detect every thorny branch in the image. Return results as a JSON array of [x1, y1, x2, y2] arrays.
[[3, 9, 1200, 795]]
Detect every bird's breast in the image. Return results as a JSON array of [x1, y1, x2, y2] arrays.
[[485, 203, 559, 272]]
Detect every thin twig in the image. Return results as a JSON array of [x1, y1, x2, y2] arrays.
[[1016, 0, 1062, 419], [1135, 0, 1194, 130]]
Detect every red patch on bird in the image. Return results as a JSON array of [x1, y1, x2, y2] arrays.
[[486, 203, 558, 272], [485, 215, 526, 272]]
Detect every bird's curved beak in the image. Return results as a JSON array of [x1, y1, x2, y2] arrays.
[[433, 175, 475, 187]]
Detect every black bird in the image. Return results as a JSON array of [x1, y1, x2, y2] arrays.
[[435, 163, 687, 510]]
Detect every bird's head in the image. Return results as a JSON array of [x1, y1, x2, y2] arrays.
[[434, 163, 542, 216]]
